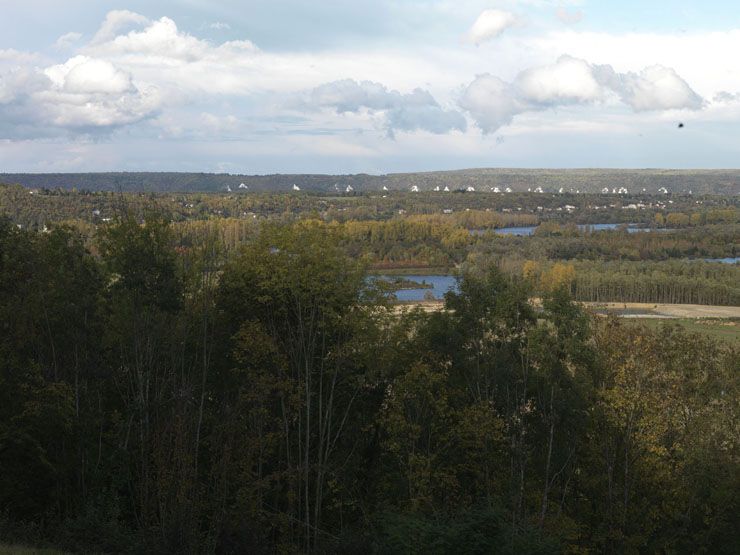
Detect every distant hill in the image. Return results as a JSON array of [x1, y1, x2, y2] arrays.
[[1, 169, 739, 195]]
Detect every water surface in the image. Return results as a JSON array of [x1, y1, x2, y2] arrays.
[[375, 275, 458, 301]]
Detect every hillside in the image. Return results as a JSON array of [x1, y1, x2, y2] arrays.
[[2, 168, 739, 195]]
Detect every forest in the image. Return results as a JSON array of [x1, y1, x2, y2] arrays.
[[0, 213, 738, 554], [2, 168, 740, 194]]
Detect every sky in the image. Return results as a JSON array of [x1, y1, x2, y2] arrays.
[[1, 0, 740, 174]]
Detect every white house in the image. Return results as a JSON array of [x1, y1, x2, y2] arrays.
[[466, 186, 476, 192], [292, 184, 300, 191], [239, 183, 248, 189], [443, 186, 450, 192], [345, 185, 354, 192], [411, 185, 419, 192]]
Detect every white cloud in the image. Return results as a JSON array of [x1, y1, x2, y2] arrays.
[[44, 56, 133, 94], [458, 74, 522, 133], [0, 55, 160, 138], [516, 55, 602, 104], [468, 9, 517, 45], [90, 10, 150, 45], [89, 15, 257, 64], [0, 49, 40, 66], [460, 56, 703, 133], [610, 65, 704, 111], [209, 22, 231, 30], [301, 79, 466, 136], [54, 32, 83, 50], [555, 7, 583, 25]]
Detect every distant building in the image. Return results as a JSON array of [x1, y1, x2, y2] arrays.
[[411, 185, 419, 192], [292, 184, 300, 191], [239, 183, 248, 189]]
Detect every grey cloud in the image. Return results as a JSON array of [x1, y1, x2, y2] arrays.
[[303, 79, 466, 137], [714, 91, 740, 103]]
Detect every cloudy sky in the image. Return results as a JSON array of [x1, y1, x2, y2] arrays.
[[1, 0, 740, 173]]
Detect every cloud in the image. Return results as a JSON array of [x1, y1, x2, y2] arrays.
[[458, 74, 522, 133], [555, 7, 583, 25], [0, 56, 160, 138], [301, 79, 466, 136], [0, 49, 40, 66], [608, 65, 704, 111], [88, 15, 257, 64], [468, 9, 517, 45], [713, 91, 740, 103], [54, 32, 83, 50], [90, 10, 150, 45], [516, 55, 602, 104], [209, 22, 231, 30], [460, 56, 703, 133], [44, 56, 133, 94]]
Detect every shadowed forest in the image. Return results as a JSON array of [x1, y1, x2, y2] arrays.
[[0, 212, 737, 554]]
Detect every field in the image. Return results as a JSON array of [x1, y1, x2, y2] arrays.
[[625, 318, 740, 343], [394, 299, 740, 342]]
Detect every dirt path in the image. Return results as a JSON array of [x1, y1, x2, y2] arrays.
[[584, 302, 740, 319], [394, 300, 740, 319]]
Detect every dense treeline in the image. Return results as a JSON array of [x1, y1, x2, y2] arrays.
[[3, 183, 737, 233], [3, 183, 738, 305], [1, 216, 737, 554], [515, 259, 740, 305], [474, 224, 739, 262], [570, 260, 740, 305], [2, 168, 740, 194]]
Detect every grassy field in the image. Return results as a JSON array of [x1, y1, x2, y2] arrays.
[[625, 318, 740, 343]]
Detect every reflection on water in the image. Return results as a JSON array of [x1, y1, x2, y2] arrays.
[[472, 223, 675, 236], [373, 275, 458, 301]]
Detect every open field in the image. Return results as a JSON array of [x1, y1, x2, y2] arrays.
[[584, 301, 740, 319], [624, 318, 740, 343], [393, 300, 740, 342]]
